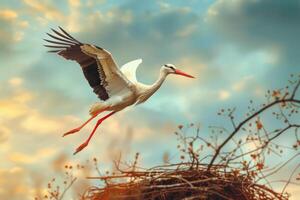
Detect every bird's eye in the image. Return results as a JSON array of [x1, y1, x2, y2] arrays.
[[164, 64, 175, 70]]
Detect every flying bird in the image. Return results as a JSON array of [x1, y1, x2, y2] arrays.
[[44, 27, 195, 155]]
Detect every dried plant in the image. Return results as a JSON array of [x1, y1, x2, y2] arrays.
[[35, 164, 80, 200]]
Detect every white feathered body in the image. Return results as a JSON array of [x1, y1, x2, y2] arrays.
[[89, 58, 167, 115]]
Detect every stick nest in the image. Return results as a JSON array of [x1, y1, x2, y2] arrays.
[[82, 163, 288, 200]]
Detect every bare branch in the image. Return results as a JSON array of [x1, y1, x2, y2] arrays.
[[207, 98, 300, 171], [291, 79, 300, 99]]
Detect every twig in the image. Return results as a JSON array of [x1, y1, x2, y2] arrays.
[[281, 162, 300, 195], [207, 98, 300, 171], [59, 177, 77, 200], [291, 79, 300, 99]]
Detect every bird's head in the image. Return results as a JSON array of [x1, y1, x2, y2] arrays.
[[162, 64, 195, 78]]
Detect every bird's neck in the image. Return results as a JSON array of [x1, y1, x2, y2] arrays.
[[135, 70, 168, 104], [148, 70, 167, 95]]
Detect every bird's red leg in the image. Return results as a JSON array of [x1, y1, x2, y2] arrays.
[[73, 111, 116, 155], [62, 109, 106, 137]]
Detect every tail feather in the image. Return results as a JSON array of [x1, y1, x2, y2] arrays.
[[89, 102, 107, 116]]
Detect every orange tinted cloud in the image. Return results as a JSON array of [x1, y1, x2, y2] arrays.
[[0, 9, 18, 20], [8, 148, 57, 164]]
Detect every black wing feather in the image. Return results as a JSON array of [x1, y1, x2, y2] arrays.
[[58, 26, 82, 44], [51, 28, 80, 44], [46, 33, 78, 45], [47, 50, 61, 53], [44, 27, 109, 101], [44, 45, 68, 48], [43, 39, 73, 46]]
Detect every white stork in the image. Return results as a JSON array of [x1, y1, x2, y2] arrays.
[[44, 27, 194, 155]]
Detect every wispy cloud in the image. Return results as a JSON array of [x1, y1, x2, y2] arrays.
[[22, 0, 64, 21], [9, 148, 57, 164], [0, 9, 18, 20]]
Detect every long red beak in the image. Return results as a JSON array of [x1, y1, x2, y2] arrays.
[[174, 69, 195, 78]]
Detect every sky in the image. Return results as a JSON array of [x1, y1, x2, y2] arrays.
[[0, 0, 299, 199]]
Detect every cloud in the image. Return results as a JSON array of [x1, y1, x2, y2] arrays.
[[8, 148, 57, 164], [206, 0, 300, 68], [0, 9, 18, 20], [0, 95, 80, 135], [0, 8, 28, 59], [232, 76, 253, 92], [8, 77, 23, 87], [22, 0, 64, 21], [17, 20, 29, 28], [175, 23, 198, 37], [218, 89, 230, 100], [20, 112, 64, 134], [66, 0, 82, 32], [0, 167, 31, 200], [0, 76, 81, 134], [69, 0, 80, 7], [0, 99, 29, 119], [0, 10, 17, 58], [76, 4, 201, 69], [13, 31, 24, 42], [0, 125, 10, 143]]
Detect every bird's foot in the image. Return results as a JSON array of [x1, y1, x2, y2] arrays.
[[62, 127, 81, 137], [73, 141, 89, 155]]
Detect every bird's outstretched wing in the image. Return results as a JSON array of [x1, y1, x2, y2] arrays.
[[44, 27, 134, 101], [120, 59, 143, 83]]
